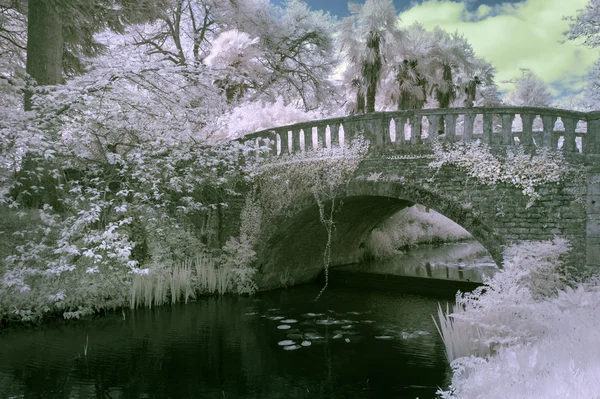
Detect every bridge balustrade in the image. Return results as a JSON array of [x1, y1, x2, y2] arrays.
[[240, 107, 600, 158]]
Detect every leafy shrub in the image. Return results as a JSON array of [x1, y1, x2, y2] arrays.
[[434, 238, 600, 399], [221, 235, 258, 295]]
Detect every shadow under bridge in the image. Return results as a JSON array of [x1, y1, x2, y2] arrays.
[[254, 181, 503, 290]]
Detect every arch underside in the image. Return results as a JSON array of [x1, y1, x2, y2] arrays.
[[255, 180, 504, 290]]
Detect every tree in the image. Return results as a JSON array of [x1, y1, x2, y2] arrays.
[[372, 23, 497, 111], [565, 0, 600, 48], [340, 0, 400, 113], [565, 0, 600, 109], [426, 28, 478, 108], [132, 0, 338, 111], [0, 0, 27, 109], [503, 68, 552, 107], [25, 0, 63, 110], [24, 0, 166, 109]]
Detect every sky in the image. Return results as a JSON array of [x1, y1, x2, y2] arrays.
[[275, 0, 599, 100]]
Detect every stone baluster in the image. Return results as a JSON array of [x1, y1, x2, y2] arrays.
[[444, 114, 458, 143], [394, 116, 407, 146], [383, 117, 394, 146], [378, 117, 391, 147], [291, 128, 302, 153], [316, 124, 326, 150], [371, 117, 387, 147], [562, 117, 577, 153], [330, 122, 341, 148], [463, 113, 476, 142], [263, 131, 278, 158], [426, 115, 439, 142], [410, 114, 422, 145], [251, 137, 261, 162], [501, 113, 515, 146], [542, 115, 558, 149], [520, 114, 534, 148], [279, 130, 291, 155], [584, 116, 600, 154], [482, 113, 493, 144], [344, 120, 361, 147]]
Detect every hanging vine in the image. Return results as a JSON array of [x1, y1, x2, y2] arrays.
[[248, 136, 369, 297]]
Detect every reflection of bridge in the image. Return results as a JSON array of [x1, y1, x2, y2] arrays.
[[225, 107, 600, 289]]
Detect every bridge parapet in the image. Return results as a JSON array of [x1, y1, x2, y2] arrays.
[[242, 107, 600, 156]]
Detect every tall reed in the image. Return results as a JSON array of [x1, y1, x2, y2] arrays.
[[130, 252, 233, 309], [194, 253, 231, 295], [433, 302, 490, 363]]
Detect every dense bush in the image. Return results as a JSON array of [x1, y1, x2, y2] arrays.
[[435, 238, 600, 399]]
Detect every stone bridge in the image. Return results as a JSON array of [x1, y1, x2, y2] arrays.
[[222, 107, 600, 289]]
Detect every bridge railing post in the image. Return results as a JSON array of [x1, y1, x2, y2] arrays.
[[410, 113, 422, 145], [585, 114, 600, 154], [444, 114, 458, 143], [331, 122, 341, 148], [463, 113, 476, 143], [316, 124, 326, 150], [426, 115, 438, 142], [279, 129, 290, 155], [262, 131, 278, 158], [520, 113, 534, 148], [542, 115, 558, 149], [562, 117, 577, 153], [291, 128, 302, 153], [501, 113, 515, 146], [482, 113, 493, 145]]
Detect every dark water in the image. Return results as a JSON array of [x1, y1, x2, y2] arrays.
[[0, 283, 451, 399]]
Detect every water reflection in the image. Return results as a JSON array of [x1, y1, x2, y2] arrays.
[[0, 284, 449, 399], [344, 240, 498, 282]]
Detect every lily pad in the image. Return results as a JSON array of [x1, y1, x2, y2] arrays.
[[278, 340, 295, 346]]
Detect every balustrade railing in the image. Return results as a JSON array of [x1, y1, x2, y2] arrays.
[[240, 107, 600, 157]]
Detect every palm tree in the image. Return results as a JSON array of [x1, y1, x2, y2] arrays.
[[427, 29, 476, 108], [395, 59, 427, 110], [340, 0, 401, 113]]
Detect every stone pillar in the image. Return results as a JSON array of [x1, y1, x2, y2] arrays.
[[587, 171, 600, 270], [463, 113, 476, 142], [501, 113, 515, 146], [585, 116, 600, 154]]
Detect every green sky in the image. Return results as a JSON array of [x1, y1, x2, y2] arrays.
[[398, 0, 599, 97]]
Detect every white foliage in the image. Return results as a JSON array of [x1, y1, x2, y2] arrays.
[[434, 239, 600, 399], [430, 140, 575, 207], [205, 29, 265, 82], [365, 205, 472, 259], [216, 97, 334, 141], [503, 69, 552, 107]]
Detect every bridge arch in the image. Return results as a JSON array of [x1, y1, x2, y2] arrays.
[[255, 179, 504, 289]]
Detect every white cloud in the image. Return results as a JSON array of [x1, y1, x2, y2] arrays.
[[398, 0, 599, 96]]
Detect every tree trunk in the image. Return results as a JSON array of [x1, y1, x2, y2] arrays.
[[25, 0, 63, 110], [356, 91, 365, 114], [365, 31, 381, 113], [366, 74, 377, 113]]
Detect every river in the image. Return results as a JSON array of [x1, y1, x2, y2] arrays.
[[0, 241, 495, 399]]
